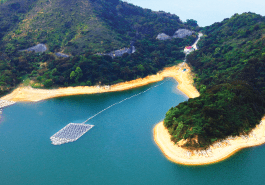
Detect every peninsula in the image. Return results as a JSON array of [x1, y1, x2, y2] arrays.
[[153, 75, 265, 165], [154, 12, 265, 165]]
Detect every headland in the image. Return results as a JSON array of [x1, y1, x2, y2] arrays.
[[153, 118, 265, 166], [153, 66, 265, 165]]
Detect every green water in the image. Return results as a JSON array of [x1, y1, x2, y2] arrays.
[[0, 78, 265, 185]]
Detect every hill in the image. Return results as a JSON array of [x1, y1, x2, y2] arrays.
[[0, 0, 193, 55], [0, 0, 197, 95], [164, 12, 265, 148]]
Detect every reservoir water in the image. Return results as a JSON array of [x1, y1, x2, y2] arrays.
[[0, 78, 265, 185]]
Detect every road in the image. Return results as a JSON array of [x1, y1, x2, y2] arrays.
[[192, 32, 203, 50]]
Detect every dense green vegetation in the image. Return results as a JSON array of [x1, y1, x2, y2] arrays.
[[0, 0, 197, 95], [0, 35, 196, 94], [164, 12, 265, 148], [165, 81, 265, 148], [0, 0, 194, 55]]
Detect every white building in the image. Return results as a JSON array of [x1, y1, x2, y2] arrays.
[[184, 46, 195, 54]]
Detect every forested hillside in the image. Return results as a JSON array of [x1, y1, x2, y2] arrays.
[[164, 12, 265, 148], [0, 0, 193, 54], [0, 0, 197, 95]]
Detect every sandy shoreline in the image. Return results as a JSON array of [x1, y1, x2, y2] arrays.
[[153, 62, 265, 166], [0, 62, 199, 102], [153, 71, 265, 166], [154, 118, 265, 166]]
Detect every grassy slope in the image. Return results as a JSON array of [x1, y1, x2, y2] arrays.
[[1, 0, 120, 54]]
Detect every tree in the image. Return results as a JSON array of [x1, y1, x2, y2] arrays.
[[74, 67, 83, 83], [44, 79, 53, 88], [51, 68, 57, 76], [137, 64, 145, 76], [185, 19, 198, 27], [86, 80, 92, 86], [70, 71, 76, 81]]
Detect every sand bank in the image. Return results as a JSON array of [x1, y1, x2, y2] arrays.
[[0, 62, 199, 102], [154, 118, 265, 166]]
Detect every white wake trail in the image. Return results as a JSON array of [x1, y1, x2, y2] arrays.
[[82, 79, 169, 124]]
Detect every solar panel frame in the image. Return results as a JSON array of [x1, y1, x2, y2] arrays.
[[50, 123, 94, 145]]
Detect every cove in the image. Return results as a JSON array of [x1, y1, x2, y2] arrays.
[[0, 78, 265, 185]]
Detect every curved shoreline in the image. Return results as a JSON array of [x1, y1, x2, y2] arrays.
[[0, 63, 198, 102], [153, 68, 265, 165], [3, 61, 264, 165], [154, 119, 265, 166]]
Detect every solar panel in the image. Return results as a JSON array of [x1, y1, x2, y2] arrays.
[[50, 80, 168, 145], [50, 123, 94, 145]]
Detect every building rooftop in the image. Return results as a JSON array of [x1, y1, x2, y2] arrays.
[[185, 46, 193, 49]]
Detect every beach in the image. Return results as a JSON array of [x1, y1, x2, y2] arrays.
[[153, 118, 265, 166], [0, 62, 198, 102]]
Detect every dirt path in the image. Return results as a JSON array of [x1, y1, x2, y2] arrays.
[[192, 32, 203, 50]]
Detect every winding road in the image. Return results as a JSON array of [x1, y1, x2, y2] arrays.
[[192, 32, 203, 50]]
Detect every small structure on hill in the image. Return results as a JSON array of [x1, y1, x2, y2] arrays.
[[109, 46, 136, 58], [20, 44, 47, 53], [173, 29, 195, 38], [56, 52, 70, 58], [184, 46, 195, 54], [99, 44, 136, 58], [156, 33, 171, 40], [156, 29, 195, 41]]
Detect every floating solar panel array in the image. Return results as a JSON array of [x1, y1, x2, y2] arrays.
[[50, 123, 94, 145], [50, 79, 169, 145]]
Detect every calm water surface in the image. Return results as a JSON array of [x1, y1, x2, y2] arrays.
[[0, 78, 265, 185]]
